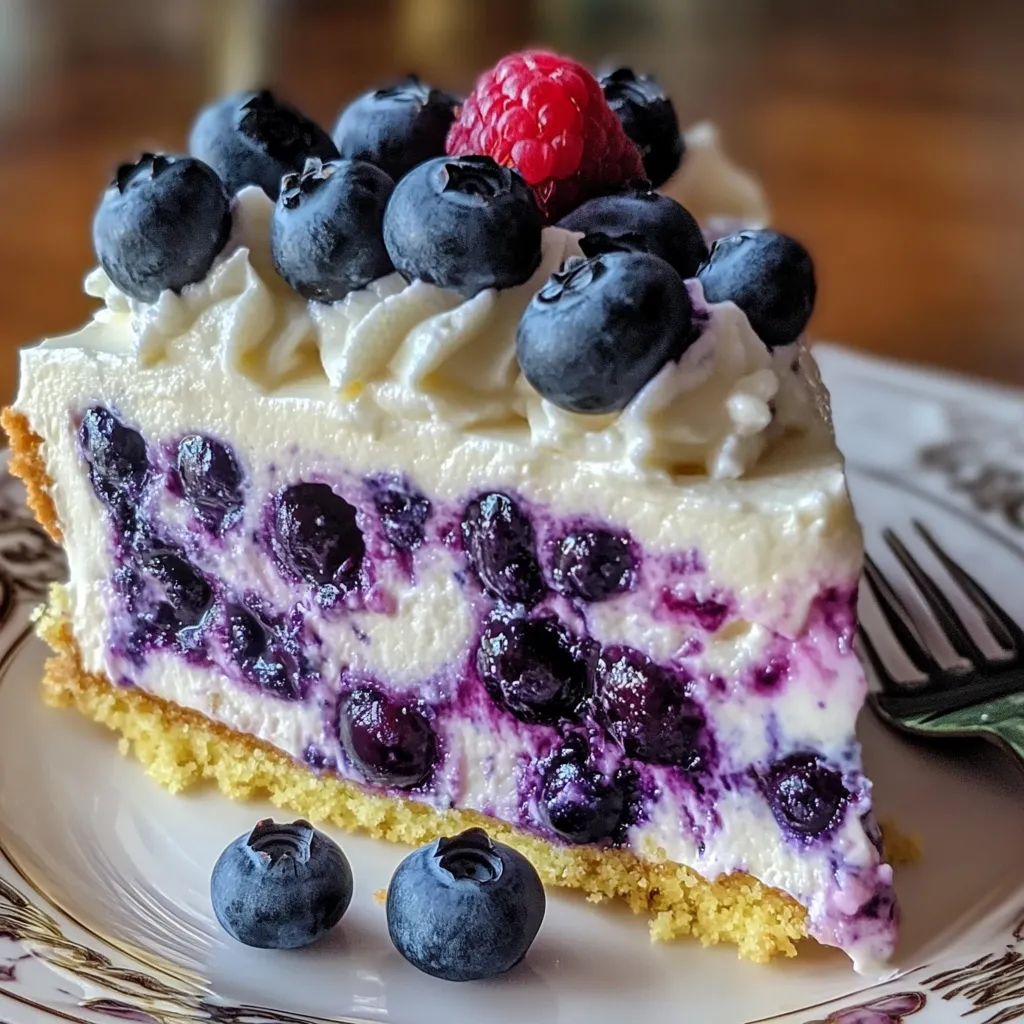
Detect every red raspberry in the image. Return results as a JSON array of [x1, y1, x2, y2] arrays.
[[446, 51, 645, 223]]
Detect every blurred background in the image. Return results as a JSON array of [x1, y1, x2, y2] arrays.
[[0, 0, 1022, 402]]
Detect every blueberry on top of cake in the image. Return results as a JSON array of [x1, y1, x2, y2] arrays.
[[4, 49, 896, 976]]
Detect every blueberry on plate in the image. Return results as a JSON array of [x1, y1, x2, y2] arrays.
[[189, 90, 338, 200], [477, 615, 589, 725], [461, 492, 546, 609], [272, 158, 395, 302], [383, 155, 542, 298], [92, 154, 231, 303], [333, 76, 459, 182], [271, 482, 365, 594], [386, 827, 545, 981], [516, 250, 694, 415], [697, 228, 816, 350], [177, 434, 244, 534], [537, 741, 629, 845], [599, 68, 684, 189], [762, 753, 848, 839], [550, 528, 637, 603], [211, 818, 353, 949], [595, 645, 708, 770], [79, 406, 150, 513], [338, 685, 437, 788], [558, 189, 708, 280]]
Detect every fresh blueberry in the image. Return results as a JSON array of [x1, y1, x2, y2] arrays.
[[697, 229, 816, 349], [271, 482, 365, 595], [383, 155, 542, 298], [333, 76, 459, 182], [537, 742, 627, 844], [599, 68, 684, 189], [461, 493, 546, 608], [338, 685, 437, 788], [595, 646, 707, 770], [386, 827, 545, 981], [551, 528, 636, 602], [92, 154, 231, 303], [516, 251, 694, 414], [79, 407, 150, 513], [558, 190, 707, 280], [763, 753, 848, 838], [272, 158, 395, 302], [225, 604, 303, 701], [176, 434, 244, 534], [189, 90, 338, 200], [477, 616, 589, 726], [367, 474, 431, 552], [211, 818, 353, 949]]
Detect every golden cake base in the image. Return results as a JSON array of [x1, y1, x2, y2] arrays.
[[35, 591, 810, 963]]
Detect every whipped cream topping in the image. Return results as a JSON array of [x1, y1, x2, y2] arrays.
[[78, 125, 817, 481]]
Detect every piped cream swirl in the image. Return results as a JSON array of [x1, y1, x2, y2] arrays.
[[78, 124, 816, 480]]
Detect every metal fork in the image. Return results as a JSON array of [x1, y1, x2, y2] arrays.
[[858, 520, 1024, 767]]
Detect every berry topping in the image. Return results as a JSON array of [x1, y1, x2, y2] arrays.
[[595, 646, 707, 769], [338, 685, 437, 788], [763, 753, 848, 838], [697, 229, 816, 350], [461, 493, 546, 608], [383, 155, 542, 298], [446, 51, 645, 223], [516, 250, 694, 414], [386, 827, 545, 981], [477, 616, 589, 725], [176, 434, 244, 534], [79, 407, 150, 514], [558, 189, 708, 279], [333, 76, 460, 182], [551, 528, 637, 602], [188, 90, 338, 200], [271, 482, 365, 595], [272, 158, 395, 302], [92, 154, 231, 303], [598, 68, 684, 189], [537, 741, 628, 845], [225, 604, 304, 701], [367, 474, 431, 552], [211, 818, 353, 949]]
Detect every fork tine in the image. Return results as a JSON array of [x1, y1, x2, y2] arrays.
[[913, 520, 1024, 655], [856, 625, 904, 694], [863, 552, 942, 676], [883, 528, 986, 666]]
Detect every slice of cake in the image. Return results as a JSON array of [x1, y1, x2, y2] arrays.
[[4, 51, 896, 974]]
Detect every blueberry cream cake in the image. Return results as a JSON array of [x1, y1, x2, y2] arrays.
[[4, 51, 896, 972]]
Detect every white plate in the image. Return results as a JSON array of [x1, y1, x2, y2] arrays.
[[1, 345, 1023, 1024]]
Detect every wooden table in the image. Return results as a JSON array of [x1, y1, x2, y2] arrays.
[[1, 0, 1022, 403]]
